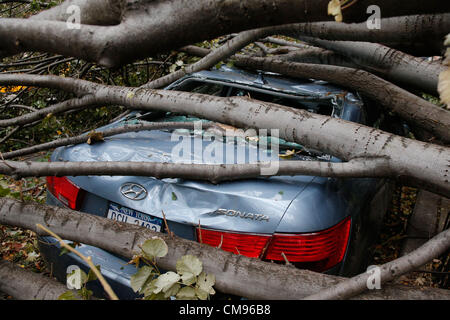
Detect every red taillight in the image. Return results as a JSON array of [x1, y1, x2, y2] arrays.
[[196, 229, 270, 258], [46, 176, 83, 210], [196, 217, 351, 272], [263, 217, 351, 272]]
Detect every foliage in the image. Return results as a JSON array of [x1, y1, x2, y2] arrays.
[[129, 237, 216, 300], [58, 265, 100, 300]]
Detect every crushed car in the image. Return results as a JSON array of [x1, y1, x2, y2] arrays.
[[39, 66, 392, 299]]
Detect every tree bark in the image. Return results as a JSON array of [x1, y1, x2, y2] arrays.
[[1, 0, 450, 66], [30, 0, 124, 25], [282, 14, 450, 54], [296, 37, 445, 94], [1, 197, 449, 300], [0, 73, 449, 197], [0, 158, 394, 183], [0, 259, 75, 300], [231, 55, 450, 142], [141, 28, 269, 89], [1, 122, 219, 159]]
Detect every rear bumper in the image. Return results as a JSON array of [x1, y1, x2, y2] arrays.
[[41, 191, 140, 299], [38, 236, 140, 300], [42, 191, 344, 299]]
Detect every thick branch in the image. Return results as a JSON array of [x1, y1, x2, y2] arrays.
[[282, 13, 450, 48], [1, 122, 219, 159], [0, 95, 99, 128], [0, 158, 393, 183], [232, 55, 450, 142], [0, 74, 448, 197], [1, 197, 449, 300], [0, 259, 76, 300], [296, 37, 445, 94], [1, 1, 449, 66], [30, 0, 124, 25]]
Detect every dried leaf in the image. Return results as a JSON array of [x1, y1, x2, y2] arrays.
[[327, 0, 342, 22], [86, 130, 104, 145]]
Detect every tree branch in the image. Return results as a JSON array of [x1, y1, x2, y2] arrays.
[[1, 1, 449, 66], [0, 158, 393, 183], [0, 259, 77, 300], [295, 37, 445, 94], [232, 55, 450, 142], [0, 73, 448, 197], [1, 197, 449, 300], [1, 121, 220, 159]]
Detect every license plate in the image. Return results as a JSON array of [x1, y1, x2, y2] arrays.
[[107, 203, 163, 232]]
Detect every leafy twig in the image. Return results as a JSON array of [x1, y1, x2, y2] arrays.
[[36, 223, 119, 300]]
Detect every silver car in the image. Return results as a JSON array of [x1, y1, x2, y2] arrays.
[[39, 66, 392, 299]]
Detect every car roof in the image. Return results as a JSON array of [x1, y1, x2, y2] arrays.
[[166, 65, 352, 99]]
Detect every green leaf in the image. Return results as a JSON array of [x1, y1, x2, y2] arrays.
[[176, 287, 197, 300], [130, 265, 154, 293], [144, 292, 166, 300], [87, 265, 101, 282], [195, 287, 208, 300], [226, 60, 235, 68], [142, 237, 168, 260], [171, 192, 178, 201], [79, 287, 93, 300], [152, 271, 180, 294], [0, 185, 10, 197], [58, 291, 79, 300], [169, 64, 177, 73], [142, 278, 159, 296], [163, 283, 181, 298], [196, 272, 215, 299], [176, 255, 203, 285]]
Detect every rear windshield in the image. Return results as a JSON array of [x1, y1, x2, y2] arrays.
[[131, 80, 336, 161]]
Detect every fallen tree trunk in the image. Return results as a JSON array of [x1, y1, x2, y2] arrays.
[[282, 13, 450, 55], [269, 47, 359, 69], [1, 197, 449, 300], [179, 46, 450, 140], [0, 73, 449, 197], [231, 55, 450, 142], [0, 158, 393, 183], [295, 37, 445, 94], [0, 259, 76, 300], [30, 0, 124, 26], [1, 0, 449, 66]]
